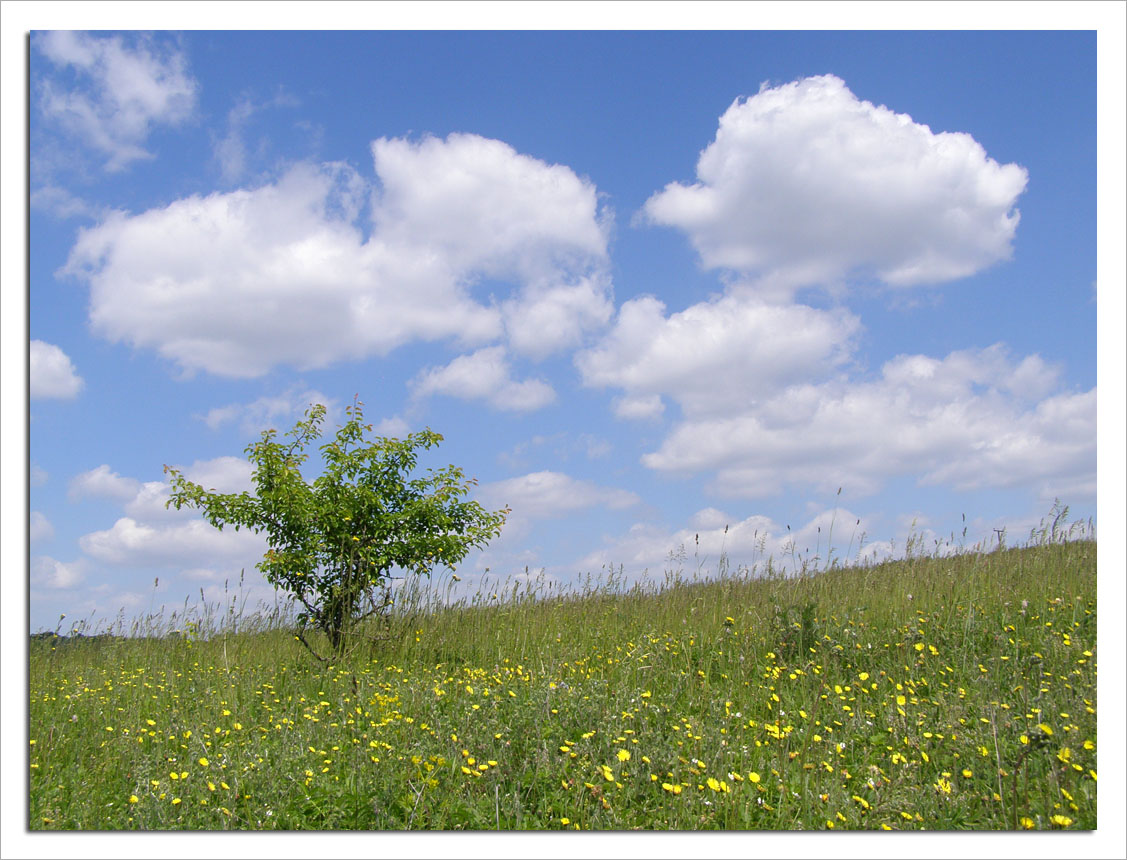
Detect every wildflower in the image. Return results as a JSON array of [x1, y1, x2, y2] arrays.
[[599, 764, 614, 782], [1050, 814, 1073, 828], [1019, 817, 1035, 829], [199, 757, 210, 767], [616, 749, 630, 762], [748, 771, 762, 784], [560, 818, 570, 826], [128, 795, 139, 804]]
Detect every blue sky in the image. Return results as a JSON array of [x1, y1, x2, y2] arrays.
[[10, 20, 1120, 639]]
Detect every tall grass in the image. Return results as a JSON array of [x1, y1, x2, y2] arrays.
[[29, 514, 1096, 830]]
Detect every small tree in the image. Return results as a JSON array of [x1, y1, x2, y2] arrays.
[[164, 398, 508, 658]]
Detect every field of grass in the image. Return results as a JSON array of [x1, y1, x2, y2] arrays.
[[28, 523, 1096, 831]]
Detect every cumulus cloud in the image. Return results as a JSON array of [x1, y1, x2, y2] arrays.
[[477, 471, 640, 520], [643, 74, 1028, 293], [576, 290, 860, 416], [411, 347, 556, 412], [62, 134, 612, 380], [68, 464, 141, 502], [371, 133, 608, 280], [576, 507, 905, 577], [69, 456, 263, 576], [79, 516, 266, 568], [30, 340, 83, 399], [642, 345, 1095, 501], [202, 387, 336, 436], [35, 31, 197, 172], [32, 556, 86, 589], [372, 416, 411, 439], [30, 185, 102, 220], [212, 90, 300, 183], [30, 512, 55, 544]]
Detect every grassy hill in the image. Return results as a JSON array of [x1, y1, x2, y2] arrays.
[[29, 531, 1096, 830]]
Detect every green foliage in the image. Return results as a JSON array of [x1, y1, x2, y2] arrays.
[[163, 398, 508, 656]]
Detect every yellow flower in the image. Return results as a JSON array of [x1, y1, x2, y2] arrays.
[[599, 764, 614, 782], [1050, 814, 1073, 827], [198, 757, 210, 767], [748, 771, 761, 783], [616, 749, 630, 762], [128, 795, 139, 804], [706, 777, 721, 791], [1019, 816, 1035, 829], [560, 818, 570, 826]]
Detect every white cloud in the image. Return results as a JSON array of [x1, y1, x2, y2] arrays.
[[611, 394, 665, 421], [30, 340, 83, 399], [31, 464, 49, 486], [68, 464, 141, 502], [30, 512, 55, 543], [35, 31, 198, 172], [411, 346, 556, 413], [372, 416, 410, 438], [502, 275, 614, 360], [30, 185, 102, 220], [202, 387, 336, 436], [371, 132, 608, 280], [577, 290, 860, 416], [69, 457, 263, 582], [576, 507, 904, 577], [643, 74, 1028, 293], [62, 134, 612, 378], [478, 470, 640, 520], [176, 456, 255, 495], [642, 345, 1095, 501], [79, 516, 266, 569], [212, 90, 300, 183], [32, 556, 86, 590]]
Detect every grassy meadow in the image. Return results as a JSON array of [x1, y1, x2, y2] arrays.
[[28, 519, 1097, 831]]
